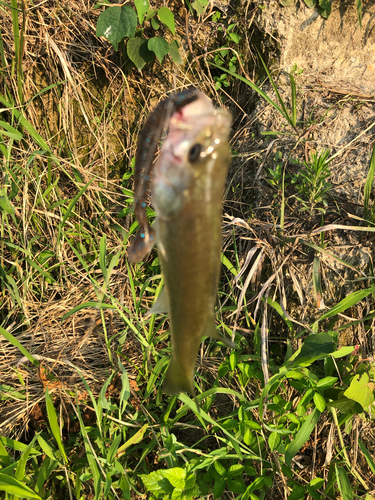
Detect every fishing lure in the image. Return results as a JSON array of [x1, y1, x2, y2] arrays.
[[128, 88, 199, 263]]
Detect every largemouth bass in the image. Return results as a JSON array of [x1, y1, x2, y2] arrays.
[[129, 89, 235, 396]]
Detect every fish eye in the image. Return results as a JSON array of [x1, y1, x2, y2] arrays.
[[188, 143, 202, 162]]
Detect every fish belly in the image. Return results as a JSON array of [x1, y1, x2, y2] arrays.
[[158, 194, 223, 395]]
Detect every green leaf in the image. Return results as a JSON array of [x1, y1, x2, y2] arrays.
[[192, 0, 208, 14], [99, 235, 107, 280], [15, 434, 38, 481], [0, 96, 55, 157], [221, 252, 238, 276], [178, 394, 249, 460], [0, 195, 15, 214], [151, 17, 159, 29], [25, 258, 56, 283], [318, 1, 332, 19], [268, 432, 281, 451], [0, 473, 42, 499], [313, 392, 326, 412], [0, 436, 39, 456], [0, 384, 25, 401], [0, 327, 38, 366], [286, 412, 300, 424], [93, 0, 111, 8], [209, 61, 290, 124], [285, 408, 321, 467], [169, 40, 182, 64], [145, 356, 169, 399], [59, 178, 95, 235], [148, 37, 169, 63], [228, 32, 240, 43], [37, 250, 55, 265], [74, 395, 101, 499], [335, 465, 353, 500], [300, 388, 314, 407], [214, 460, 226, 476], [213, 477, 225, 499], [331, 346, 355, 358], [356, 0, 362, 28], [171, 489, 185, 500], [36, 435, 58, 462], [293, 332, 335, 365], [245, 476, 264, 495], [230, 350, 238, 371], [245, 420, 262, 430], [0, 120, 23, 140], [157, 7, 175, 34], [146, 8, 156, 20], [34, 456, 58, 494], [127, 37, 154, 71], [96, 5, 137, 51], [279, 0, 295, 5], [162, 468, 186, 489], [115, 424, 148, 456], [358, 439, 375, 474], [316, 376, 338, 388], [227, 477, 246, 494], [260, 367, 288, 417], [45, 389, 68, 463], [228, 464, 245, 477], [140, 470, 174, 495], [310, 477, 324, 489], [62, 302, 116, 321], [289, 71, 297, 128], [364, 141, 375, 219], [326, 396, 361, 413], [134, 0, 149, 24], [344, 373, 375, 410], [304, 0, 317, 6]]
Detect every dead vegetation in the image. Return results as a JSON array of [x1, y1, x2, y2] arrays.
[[1, 0, 375, 498]]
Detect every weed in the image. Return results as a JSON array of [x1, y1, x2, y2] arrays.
[[291, 149, 332, 215], [0, 2, 375, 500], [94, 0, 182, 71], [210, 17, 243, 92], [267, 151, 286, 193], [363, 141, 375, 223]]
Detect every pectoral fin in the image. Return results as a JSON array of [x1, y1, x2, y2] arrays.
[[149, 287, 169, 315], [204, 320, 237, 349]]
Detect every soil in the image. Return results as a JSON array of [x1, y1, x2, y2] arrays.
[[221, 0, 375, 341], [253, 0, 375, 94], [1, 2, 375, 496]]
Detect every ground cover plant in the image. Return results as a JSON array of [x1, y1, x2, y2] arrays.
[[0, 0, 375, 499]]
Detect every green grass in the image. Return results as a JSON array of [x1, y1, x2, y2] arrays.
[[1, 1, 375, 499]]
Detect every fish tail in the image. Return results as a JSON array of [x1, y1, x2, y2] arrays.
[[163, 357, 195, 397], [128, 225, 156, 263]]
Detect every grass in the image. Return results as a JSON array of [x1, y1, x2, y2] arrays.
[[1, 1, 375, 499]]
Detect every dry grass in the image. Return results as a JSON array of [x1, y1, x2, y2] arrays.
[[1, 0, 375, 498], [0, 274, 135, 437]]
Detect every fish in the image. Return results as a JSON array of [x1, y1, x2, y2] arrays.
[[128, 89, 236, 396]]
